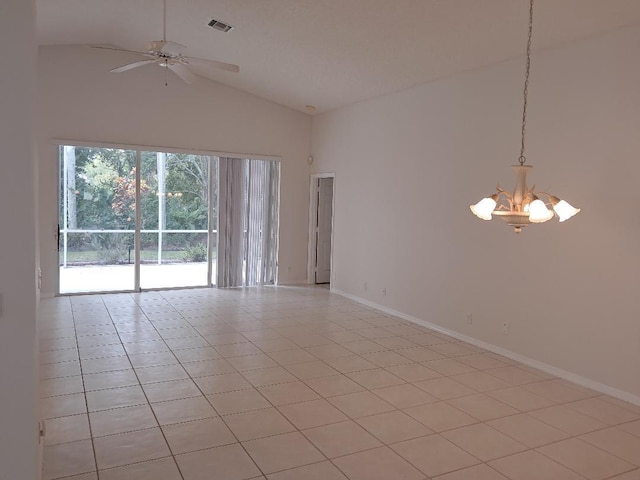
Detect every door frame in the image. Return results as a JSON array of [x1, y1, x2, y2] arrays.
[[56, 147, 212, 294], [307, 172, 336, 285]]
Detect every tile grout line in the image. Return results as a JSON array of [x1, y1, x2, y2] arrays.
[[73, 298, 100, 480], [96, 293, 186, 480]]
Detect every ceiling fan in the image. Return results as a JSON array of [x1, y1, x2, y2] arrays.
[[91, 0, 239, 84]]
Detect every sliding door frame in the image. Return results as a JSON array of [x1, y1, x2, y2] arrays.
[[54, 139, 280, 296], [134, 150, 142, 291]]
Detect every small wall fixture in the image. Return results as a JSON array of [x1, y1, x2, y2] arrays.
[[470, 0, 580, 233]]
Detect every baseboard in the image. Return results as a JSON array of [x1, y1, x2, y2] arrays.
[[331, 287, 640, 407], [278, 280, 313, 286]]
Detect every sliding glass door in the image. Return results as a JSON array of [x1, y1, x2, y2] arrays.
[[58, 146, 137, 293], [58, 144, 278, 294], [139, 152, 215, 289]]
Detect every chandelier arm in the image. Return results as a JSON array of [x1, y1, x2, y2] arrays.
[[523, 191, 535, 206], [519, 0, 534, 165], [536, 191, 555, 207], [495, 188, 514, 210]]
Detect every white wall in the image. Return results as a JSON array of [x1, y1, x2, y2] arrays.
[[0, 0, 40, 478], [312, 26, 640, 399], [37, 45, 312, 296]]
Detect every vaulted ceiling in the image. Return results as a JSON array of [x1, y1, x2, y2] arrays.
[[37, 0, 640, 114]]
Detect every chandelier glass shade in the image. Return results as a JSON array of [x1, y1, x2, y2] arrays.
[[470, 0, 580, 233]]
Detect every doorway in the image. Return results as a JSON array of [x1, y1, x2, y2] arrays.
[[308, 173, 335, 285]]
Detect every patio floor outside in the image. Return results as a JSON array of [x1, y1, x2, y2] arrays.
[[59, 263, 212, 293]]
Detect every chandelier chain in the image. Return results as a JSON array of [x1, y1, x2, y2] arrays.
[[519, 0, 534, 166], [470, 0, 580, 231]]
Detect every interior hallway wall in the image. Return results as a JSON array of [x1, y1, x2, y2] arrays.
[[0, 0, 40, 478]]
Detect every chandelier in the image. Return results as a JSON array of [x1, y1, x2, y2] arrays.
[[470, 0, 580, 233]]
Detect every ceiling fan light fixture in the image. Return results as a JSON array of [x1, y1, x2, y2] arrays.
[[92, 0, 239, 84]]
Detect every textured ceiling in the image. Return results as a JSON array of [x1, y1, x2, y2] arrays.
[[37, 0, 640, 114]]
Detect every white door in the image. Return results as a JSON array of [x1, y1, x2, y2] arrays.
[[315, 177, 333, 284]]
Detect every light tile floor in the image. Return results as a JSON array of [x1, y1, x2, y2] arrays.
[[39, 286, 640, 480]]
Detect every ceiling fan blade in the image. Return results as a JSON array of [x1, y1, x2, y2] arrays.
[[110, 59, 158, 73], [182, 56, 240, 73], [167, 63, 197, 84], [90, 45, 155, 58]]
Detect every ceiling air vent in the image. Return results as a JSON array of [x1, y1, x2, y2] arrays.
[[208, 18, 234, 33]]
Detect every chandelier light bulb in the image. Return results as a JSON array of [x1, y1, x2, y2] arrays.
[[470, 196, 497, 221], [550, 197, 581, 222], [528, 198, 554, 223]]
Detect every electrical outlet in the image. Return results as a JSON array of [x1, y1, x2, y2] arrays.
[[363, 282, 368, 291], [466, 313, 473, 325], [382, 287, 387, 296], [502, 322, 510, 335]]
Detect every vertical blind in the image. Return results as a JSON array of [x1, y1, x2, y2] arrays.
[[217, 157, 280, 288], [246, 159, 280, 286]]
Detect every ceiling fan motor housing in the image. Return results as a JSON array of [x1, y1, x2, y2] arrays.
[[148, 40, 185, 56]]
